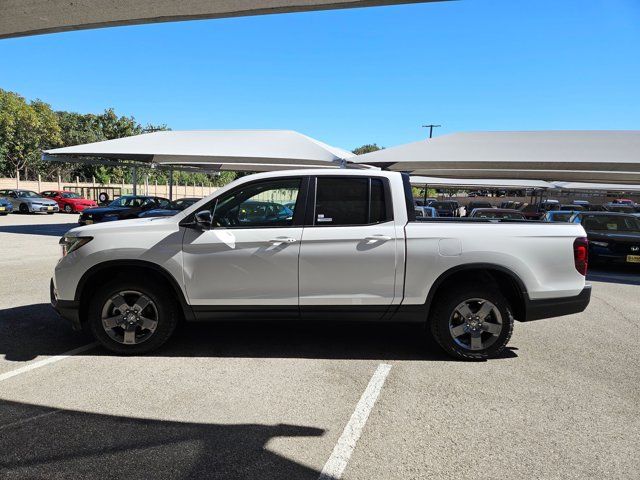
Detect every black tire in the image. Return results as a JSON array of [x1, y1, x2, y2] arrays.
[[87, 279, 179, 355], [64, 204, 73, 213], [19, 203, 29, 214], [429, 283, 514, 361]]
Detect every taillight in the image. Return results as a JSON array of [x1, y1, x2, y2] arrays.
[[573, 237, 588, 276]]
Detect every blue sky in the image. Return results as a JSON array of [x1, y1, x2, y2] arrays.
[[0, 0, 638, 150]]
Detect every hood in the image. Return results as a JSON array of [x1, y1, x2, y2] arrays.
[[141, 208, 180, 216], [67, 216, 175, 236], [24, 197, 57, 204], [81, 206, 128, 215]]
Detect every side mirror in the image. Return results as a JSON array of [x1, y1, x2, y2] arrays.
[[194, 210, 212, 230]]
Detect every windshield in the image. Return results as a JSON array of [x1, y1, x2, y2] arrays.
[[109, 197, 152, 208], [581, 215, 640, 232], [62, 192, 81, 199], [17, 190, 41, 198]]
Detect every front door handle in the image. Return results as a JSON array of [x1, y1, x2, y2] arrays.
[[269, 237, 297, 244], [364, 235, 392, 242]]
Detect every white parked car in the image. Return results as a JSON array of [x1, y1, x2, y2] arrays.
[[52, 170, 591, 360]]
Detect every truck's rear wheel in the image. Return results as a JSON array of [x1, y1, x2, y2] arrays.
[[429, 284, 514, 360], [87, 280, 179, 354]]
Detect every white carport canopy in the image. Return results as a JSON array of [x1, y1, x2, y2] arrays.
[[551, 181, 640, 193], [410, 176, 553, 190], [43, 130, 356, 172], [355, 131, 640, 183]]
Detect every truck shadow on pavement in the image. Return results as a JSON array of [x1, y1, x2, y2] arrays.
[[0, 223, 78, 237], [0, 303, 517, 362], [0, 398, 324, 480]]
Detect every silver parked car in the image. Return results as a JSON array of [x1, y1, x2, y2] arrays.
[[0, 189, 59, 214]]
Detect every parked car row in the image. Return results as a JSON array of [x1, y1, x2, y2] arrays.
[[0, 189, 100, 214], [415, 195, 640, 230], [0, 189, 203, 223], [78, 196, 202, 225], [0, 189, 60, 214]]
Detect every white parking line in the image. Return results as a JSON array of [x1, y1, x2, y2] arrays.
[[319, 363, 392, 480], [0, 342, 97, 383]]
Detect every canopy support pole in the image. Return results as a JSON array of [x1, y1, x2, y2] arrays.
[[132, 166, 138, 195], [168, 166, 174, 201]]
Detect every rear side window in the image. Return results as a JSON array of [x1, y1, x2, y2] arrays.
[[314, 177, 391, 226]]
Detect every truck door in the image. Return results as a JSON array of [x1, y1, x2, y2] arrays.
[[182, 177, 305, 312], [298, 176, 398, 319]]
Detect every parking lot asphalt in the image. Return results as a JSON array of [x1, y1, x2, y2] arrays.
[[0, 213, 638, 479]]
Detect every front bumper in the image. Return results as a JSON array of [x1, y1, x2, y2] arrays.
[[32, 204, 59, 213], [0, 205, 12, 213], [523, 285, 592, 321], [50, 278, 82, 330]]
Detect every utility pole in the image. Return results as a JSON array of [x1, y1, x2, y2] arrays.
[[422, 124, 441, 139]]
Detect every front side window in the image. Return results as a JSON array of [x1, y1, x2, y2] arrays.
[[109, 196, 145, 207], [212, 178, 300, 228], [314, 177, 391, 226]]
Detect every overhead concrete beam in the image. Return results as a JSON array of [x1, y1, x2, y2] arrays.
[[0, 1, 444, 39]]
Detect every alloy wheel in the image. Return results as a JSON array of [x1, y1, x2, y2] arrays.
[[100, 290, 159, 345], [448, 298, 503, 351]]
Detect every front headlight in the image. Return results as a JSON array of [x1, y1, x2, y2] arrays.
[[591, 241, 609, 248], [59, 236, 93, 256]]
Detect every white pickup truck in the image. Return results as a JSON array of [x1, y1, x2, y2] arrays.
[[51, 170, 591, 360]]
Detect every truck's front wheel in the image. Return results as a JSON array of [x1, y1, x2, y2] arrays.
[[429, 285, 514, 360], [88, 280, 179, 354]]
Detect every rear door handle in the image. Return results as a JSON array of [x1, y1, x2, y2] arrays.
[[269, 237, 297, 244], [364, 235, 392, 242]]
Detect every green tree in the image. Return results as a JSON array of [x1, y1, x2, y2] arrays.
[[0, 88, 238, 188], [0, 89, 61, 180], [352, 143, 383, 155]]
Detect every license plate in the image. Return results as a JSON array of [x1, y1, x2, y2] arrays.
[[626, 255, 640, 263], [84, 220, 93, 225], [47, 206, 53, 210], [0, 207, 5, 211]]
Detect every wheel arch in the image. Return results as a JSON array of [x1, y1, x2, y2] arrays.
[[75, 260, 194, 324], [425, 263, 527, 321]]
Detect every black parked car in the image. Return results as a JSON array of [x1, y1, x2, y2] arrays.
[[571, 212, 640, 265], [79, 195, 170, 225], [430, 201, 459, 218], [138, 197, 201, 218]]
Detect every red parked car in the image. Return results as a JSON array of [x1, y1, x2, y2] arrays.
[[40, 190, 98, 213]]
